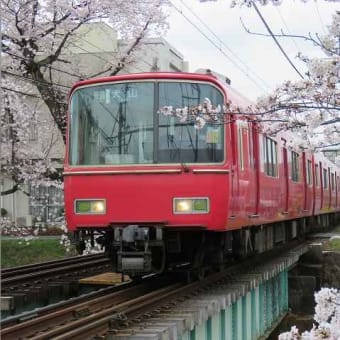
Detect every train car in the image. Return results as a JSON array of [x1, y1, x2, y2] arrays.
[[64, 71, 340, 278]]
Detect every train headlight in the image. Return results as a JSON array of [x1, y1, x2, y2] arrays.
[[173, 198, 209, 214], [75, 199, 106, 214]]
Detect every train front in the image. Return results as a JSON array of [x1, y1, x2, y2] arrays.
[[64, 73, 231, 276]]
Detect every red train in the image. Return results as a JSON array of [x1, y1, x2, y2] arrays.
[[64, 71, 340, 277]]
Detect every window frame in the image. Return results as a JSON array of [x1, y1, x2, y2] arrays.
[[323, 168, 328, 189], [291, 151, 300, 182], [263, 136, 278, 177], [68, 80, 226, 166], [307, 159, 313, 186], [315, 164, 319, 187]]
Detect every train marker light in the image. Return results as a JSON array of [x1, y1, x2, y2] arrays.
[[173, 198, 209, 214], [75, 199, 106, 214], [175, 199, 192, 213]]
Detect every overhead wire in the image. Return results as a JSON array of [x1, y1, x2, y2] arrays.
[[251, 1, 305, 80], [274, 6, 301, 54], [2, 70, 71, 92], [314, 1, 327, 35], [1, 86, 68, 105], [2, 29, 160, 99], [1, 86, 44, 99], [3, 51, 82, 79], [169, 0, 271, 94], [78, 32, 155, 69], [65, 39, 144, 74], [4, 8, 306, 99], [177, 0, 272, 91], [2, 30, 167, 108]]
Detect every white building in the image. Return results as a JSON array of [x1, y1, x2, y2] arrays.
[[1, 22, 188, 226]]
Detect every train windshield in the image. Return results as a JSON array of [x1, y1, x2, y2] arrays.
[[69, 81, 225, 165]]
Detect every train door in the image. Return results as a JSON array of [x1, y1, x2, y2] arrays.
[[237, 121, 249, 218], [320, 162, 324, 210], [312, 156, 316, 215], [250, 121, 260, 216], [331, 171, 336, 209], [302, 152, 308, 211], [281, 139, 289, 214], [229, 115, 238, 217], [304, 154, 313, 212]]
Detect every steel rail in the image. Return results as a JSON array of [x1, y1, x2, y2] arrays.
[[1, 258, 111, 287], [0, 274, 179, 340], [0, 284, 124, 328], [33, 283, 185, 340], [1, 253, 106, 278]]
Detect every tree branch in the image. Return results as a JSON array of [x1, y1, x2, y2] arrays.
[[1, 184, 19, 196], [1, 183, 30, 197], [240, 17, 338, 56], [109, 19, 151, 76]]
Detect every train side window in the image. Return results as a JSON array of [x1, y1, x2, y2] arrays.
[[263, 136, 277, 177], [291, 151, 299, 182], [248, 124, 255, 169], [331, 173, 335, 191], [315, 164, 319, 186], [323, 168, 328, 189], [307, 160, 312, 186]]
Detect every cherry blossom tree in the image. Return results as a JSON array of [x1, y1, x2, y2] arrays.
[[246, 11, 339, 152], [1, 0, 168, 142], [279, 288, 340, 340], [198, 0, 339, 156], [0, 0, 168, 231], [1, 76, 62, 195], [1, 0, 168, 191]]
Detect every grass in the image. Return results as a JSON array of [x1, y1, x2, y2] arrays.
[[322, 224, 340, 251], [1, 238, 77, 268], [333, 225, 340, 233], [324, 238, 340, 251]]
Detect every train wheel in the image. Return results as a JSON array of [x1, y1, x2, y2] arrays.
[[194, 267, 206, 281], [151, 242, 166, 273], [215, 248, 225, 272], [189, 235, 206, 282]]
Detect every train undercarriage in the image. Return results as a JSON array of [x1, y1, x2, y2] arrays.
[[73, 213, 339, 279]]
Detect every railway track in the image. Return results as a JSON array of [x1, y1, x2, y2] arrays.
[[0, 274, 181, 340], [0, 242, 309, 340], [1, 253, 113, 317], [1, 253, 107, 278], [1, 253, 111, 290]]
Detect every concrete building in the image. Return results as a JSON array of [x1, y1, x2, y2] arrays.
[[1, 22, 188, 226]]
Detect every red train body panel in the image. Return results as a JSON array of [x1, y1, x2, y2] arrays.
[[64, 170, 230, 231], [64, 71, 340, 276]]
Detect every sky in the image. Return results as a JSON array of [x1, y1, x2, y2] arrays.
[[164, 0, 339, 101]]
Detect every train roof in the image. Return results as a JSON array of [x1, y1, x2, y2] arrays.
[[70, 71, 253, 108]]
